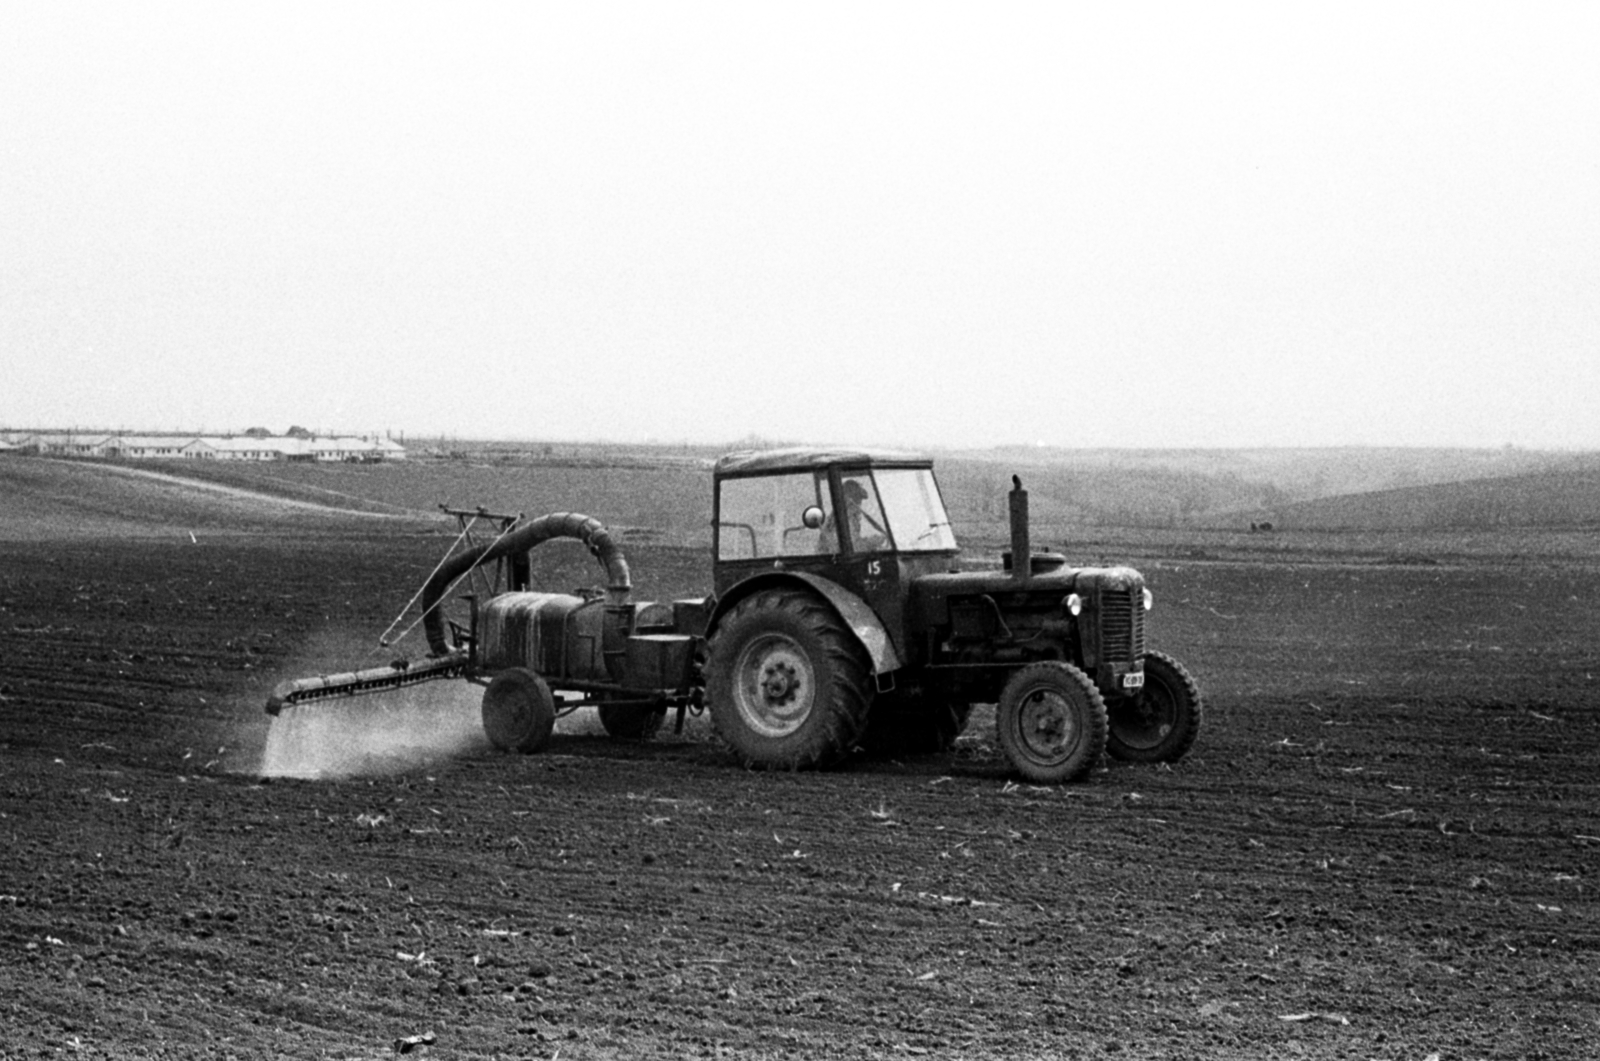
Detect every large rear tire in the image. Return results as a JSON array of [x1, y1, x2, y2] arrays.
[[1106, 650, 1202, 763], [481, 668, 556, 754], [996, 661, 1107, 783], [705, 589, 873, 769]]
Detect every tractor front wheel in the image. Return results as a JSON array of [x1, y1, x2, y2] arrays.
[[1106, 651, 1202, 763], [996, 661, 1107, 783], [705, 589, 873, 769], [481, 668, 556, 754]]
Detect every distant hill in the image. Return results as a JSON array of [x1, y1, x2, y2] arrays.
[[933, 446, 1595, 530], [1261, 464, 1600, 530], [7, 444, 1597, 540], [0, 459, 413, 540], [951, 445, 1570, 497]]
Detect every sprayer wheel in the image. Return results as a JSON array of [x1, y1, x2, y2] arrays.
[[481, 668, 556, 754]]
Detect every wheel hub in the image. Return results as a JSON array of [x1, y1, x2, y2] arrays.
[[759, 660, 801, 705], [1021, 690, 1079, 755], [1114, 689, 1174, 748], [733, 634, 816, 738]]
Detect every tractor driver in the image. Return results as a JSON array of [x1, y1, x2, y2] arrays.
[[819, 477, 888, 553]]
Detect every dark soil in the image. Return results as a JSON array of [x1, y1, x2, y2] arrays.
[[3, 530, 1599, 1059]]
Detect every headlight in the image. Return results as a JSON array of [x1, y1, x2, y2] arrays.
[[1064, 593, 1082, 616], [1142, 588, 1154, 611]]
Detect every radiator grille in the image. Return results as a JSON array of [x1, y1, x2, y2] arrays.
[[1099, 589, 1145, 663]]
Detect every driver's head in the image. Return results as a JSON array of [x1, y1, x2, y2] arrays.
[[842, 479, 868, 508]]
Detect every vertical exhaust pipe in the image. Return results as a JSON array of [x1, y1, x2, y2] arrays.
[[1009, 474, 1030, 580]]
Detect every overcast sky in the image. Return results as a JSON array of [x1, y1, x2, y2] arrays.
[[3, 3, 1596, 450]]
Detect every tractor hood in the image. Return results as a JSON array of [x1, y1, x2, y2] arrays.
[[907, 565, 1147, 626]]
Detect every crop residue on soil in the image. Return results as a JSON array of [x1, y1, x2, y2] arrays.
[[260, 685, 487, 778], [6, 523, 1600, 1059]]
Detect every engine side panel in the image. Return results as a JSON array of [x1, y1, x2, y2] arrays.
[[907, 566, 1146, 697]]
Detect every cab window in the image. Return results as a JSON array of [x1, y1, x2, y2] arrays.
[[873, 468, 956, 551], [716, 473, 833, 559]]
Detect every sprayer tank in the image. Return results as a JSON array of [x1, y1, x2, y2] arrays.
[[475, 592, 632, 682]]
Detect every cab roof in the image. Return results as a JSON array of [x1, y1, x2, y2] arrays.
[[714, 447, 934, 477]]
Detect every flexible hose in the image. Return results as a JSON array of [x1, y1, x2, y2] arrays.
[[372, 513, 528, 654], [419, 512, 632, 657]]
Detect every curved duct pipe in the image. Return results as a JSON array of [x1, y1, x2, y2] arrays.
[[420, 512, 632, 657]]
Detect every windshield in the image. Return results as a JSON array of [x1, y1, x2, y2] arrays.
[[873, 468, 957, 552]]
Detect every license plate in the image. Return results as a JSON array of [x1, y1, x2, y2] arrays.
[[1122, 672, 1145, 690]]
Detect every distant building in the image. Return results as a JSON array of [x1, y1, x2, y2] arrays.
[[180, 434, 406, 462], [8, 430, 406, 462], [181, 437, 279, 461], [308, 437, 364, 462], [35, 433, 115, 457], [372, 437, 408, 461], [103, 435, 190, 459], [217, 437, 297, 462]]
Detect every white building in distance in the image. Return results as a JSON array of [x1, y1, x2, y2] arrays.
[[0, 431, 407, 462]]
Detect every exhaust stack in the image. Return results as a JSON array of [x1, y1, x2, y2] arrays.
[[1009, 474, 1030, 580]]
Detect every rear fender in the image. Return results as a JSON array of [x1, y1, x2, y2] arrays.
[[707, 572, 903, 675]]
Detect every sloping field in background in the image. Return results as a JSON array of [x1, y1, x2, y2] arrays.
[[44, 453, 1190, 542], [122, 457, 716, 545], [1266, 465, 1600, 531], [0, 459, 424, 541], [962, 444, 1571, 498], [9, 445, 1600, 545], [936, 457, 1279, 532], [940, 446, 1594, 531], [155, 443, 1593, 534]]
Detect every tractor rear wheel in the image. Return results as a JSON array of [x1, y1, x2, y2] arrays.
[[861, 691, 972, 757], [598, 698, 665, 741], [481, 668, 556, 754], [705, 588, 873, 769], [996, 661, 1107, 783], [1106, 650, 1202, 763]]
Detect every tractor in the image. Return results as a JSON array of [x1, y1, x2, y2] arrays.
[[267, 448, 1202, 783]]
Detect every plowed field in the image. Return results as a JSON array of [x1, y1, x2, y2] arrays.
[[3, 511, 1599, 1058]]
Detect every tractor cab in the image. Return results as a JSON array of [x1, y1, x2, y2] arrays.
[[712, 449, 959, 648], [713, 450, 955, 567]]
